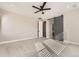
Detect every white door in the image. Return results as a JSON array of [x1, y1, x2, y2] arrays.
[[39, 20, 43, 38]]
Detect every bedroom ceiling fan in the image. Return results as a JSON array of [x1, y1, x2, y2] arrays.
[[32, 2, 51, 14]]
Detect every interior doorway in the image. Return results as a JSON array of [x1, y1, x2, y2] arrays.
[[43, 21, 46, 37], [37, 20, 46, 38]]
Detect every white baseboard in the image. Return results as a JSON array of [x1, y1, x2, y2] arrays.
[[0, 37, 37, 45], [64, 40, 79, 46]]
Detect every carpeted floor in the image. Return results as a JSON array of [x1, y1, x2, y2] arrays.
[[0, 38, 79, 57], [0, 38, 47, 57]]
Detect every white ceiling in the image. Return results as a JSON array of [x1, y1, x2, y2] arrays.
[[0, 2, 79, 20]]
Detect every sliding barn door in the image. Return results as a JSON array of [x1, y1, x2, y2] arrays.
[[53, 15, 63, 41]]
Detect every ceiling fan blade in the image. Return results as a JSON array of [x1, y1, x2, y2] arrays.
[[43, 8, 51, 10], [35, 10, 41, 13], [42, 2, 47, 9], [32, 6, 40, 9]]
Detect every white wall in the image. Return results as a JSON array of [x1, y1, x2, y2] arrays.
[[0, 17, 1, 32], [46, 19, 53, 38], [1, 13, 37, 41], [64, 8, 79, 43]]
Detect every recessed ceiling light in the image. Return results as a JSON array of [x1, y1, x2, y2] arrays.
[[66, 5, 71, 8], [66, 4, 77, 8], [10, 4, 14, 7]]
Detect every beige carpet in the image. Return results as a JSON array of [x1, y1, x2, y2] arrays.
[[0, 38, 79, 57], [0, 38, 46, 57]]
